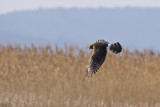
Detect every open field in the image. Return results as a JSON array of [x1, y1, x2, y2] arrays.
[[0, 44, 160, 107]]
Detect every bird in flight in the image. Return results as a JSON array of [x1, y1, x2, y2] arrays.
[[86, 40, 122, 77]]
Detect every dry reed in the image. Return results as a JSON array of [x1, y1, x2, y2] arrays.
[[0, 44, 160, 107]]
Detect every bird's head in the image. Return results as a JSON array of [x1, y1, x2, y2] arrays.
[[89, 44, 94, 49]]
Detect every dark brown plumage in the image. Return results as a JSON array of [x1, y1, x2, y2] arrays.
[[86, 40, 122, 77], [109, 42, 122, 53]]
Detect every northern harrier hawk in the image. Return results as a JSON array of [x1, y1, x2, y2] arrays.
[[86, 40, 122, 77]]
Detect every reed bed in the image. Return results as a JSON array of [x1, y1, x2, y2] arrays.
[[0, 44, 160, 107]]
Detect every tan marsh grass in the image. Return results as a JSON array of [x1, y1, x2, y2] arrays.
[[0, 44, 160, 107]]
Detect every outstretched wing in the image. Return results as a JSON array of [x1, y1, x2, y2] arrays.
[[86, 48, 107, 77], [109, 42, 122, 54]]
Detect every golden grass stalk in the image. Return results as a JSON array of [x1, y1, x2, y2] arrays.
[[0, 44, 160, 107]]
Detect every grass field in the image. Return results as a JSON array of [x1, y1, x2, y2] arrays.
[[0, 44, 160, 107]]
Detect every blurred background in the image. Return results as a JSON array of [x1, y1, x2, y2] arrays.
[[0, 0, 160, 51]]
